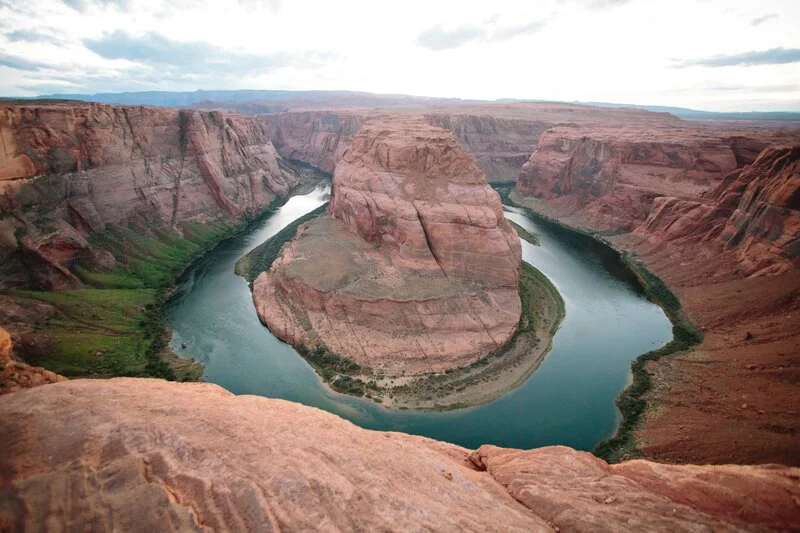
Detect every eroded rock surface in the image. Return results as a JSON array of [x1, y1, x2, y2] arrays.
[[1, 378, 798, 532], [511, 135, 800, 466], [0, 326, 65, 394], [638, 145, 800, 276], [253, 118, 521, 376], [0, 102, 299, 289]]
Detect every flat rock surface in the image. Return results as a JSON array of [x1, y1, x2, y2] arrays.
[[1, 378, 799, 532]]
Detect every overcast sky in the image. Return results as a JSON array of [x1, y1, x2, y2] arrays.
[[1, 0, 799, 111]]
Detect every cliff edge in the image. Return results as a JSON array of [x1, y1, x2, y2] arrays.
[[1, 378, 797, 532]]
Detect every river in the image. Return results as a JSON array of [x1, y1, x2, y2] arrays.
[[166, 183, 673, 451]]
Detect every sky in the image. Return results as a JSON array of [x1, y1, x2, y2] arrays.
[[0, 0, 799, 111]]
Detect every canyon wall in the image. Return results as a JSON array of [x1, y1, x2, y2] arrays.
[[512, 122, 800, 465], [261, 110, 548, 182], [0, 103, 299, 289], [253, 117, 522, 376], [260, 110, 363, 174], [637, 145, 800, 277], [2, 377, 798, 532]]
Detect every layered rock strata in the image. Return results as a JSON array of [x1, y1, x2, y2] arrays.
[[253, 118, 521, 376], [637, 145, 800, 276], [0, 102, 299, 289], [1, 378, 798, 532]]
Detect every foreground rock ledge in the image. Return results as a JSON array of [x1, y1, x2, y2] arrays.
[[253, 117, 522, 376], [1, 379, 798, 532]]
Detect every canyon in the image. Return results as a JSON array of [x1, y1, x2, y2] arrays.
[[508, 125, 800, 466], [252, 117, 524, 379], [1, 95, 799, 530], [0, 102, 302, 379], [255, 100, 800, 465]]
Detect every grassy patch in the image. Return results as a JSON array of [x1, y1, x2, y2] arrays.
[[236, 203, 328, 282], [508, 220, 540, 246], [7, 196, 294, 381]]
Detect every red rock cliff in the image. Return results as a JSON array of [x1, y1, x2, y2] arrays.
[[0, 102, 298, 289], [637, 145, 800, 277], [253, 117, 521, 376]]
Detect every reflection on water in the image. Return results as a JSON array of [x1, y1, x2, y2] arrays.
[[167, 185, 672, 451]]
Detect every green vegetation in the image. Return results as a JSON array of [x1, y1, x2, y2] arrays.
[[295, 344, 378, 396], [508, 220, 540, 246], [7, 196, 292, 381], [519, 261, 564, 336], [236, 203, 328, 282], [490, 181, 703, 463], [593, 255, 703, 463]]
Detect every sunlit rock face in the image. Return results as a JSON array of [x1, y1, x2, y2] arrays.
[[253, 117, 522, 376], [0, 102, 298, 289]]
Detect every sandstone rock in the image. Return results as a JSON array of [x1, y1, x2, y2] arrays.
[[261, 110, 363, 173], [0, 326, 65, 394], [1, 378, 798, 532], [0, 103, 299, 289], [637, 145, 800, 277], [515, 125, 740, 231], [253, 118, 521, 376]]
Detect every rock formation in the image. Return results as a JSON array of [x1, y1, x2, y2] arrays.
[[253, 118, 521, 376], [261, 110, 363, 174], [516, 125, 741, 231], [1, 378, 798, 532], [512, 129, 800, 465], [637, 145, 799, 276], [0, 102, 299, 289], [262, 109, 548, 182]]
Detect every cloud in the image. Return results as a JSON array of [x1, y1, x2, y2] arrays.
[[587, 0, 633, 8], [417, 19, 546, 51], [0, 52, 51, 71], [491, 21, 546, 40], [417, 24, 485, 51], [4, 28, 64, 45], [83, 30, 327, 74], [560, 0, 633, 9], [673, 47, 800, 68], [61, 0, 131, 12], [750, 14, 777, 26]]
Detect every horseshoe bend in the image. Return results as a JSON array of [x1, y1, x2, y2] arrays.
[[2, 3, 800, 529], [247, 118, 547, 399]]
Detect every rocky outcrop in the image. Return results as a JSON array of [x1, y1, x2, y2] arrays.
[[253, 118, 521, 376], [637, 146, 800, 276], [0, 102, 299, 289], [1, 378, 798, 532], [0, 325, 64, 394], [516, 126, 741, 231]]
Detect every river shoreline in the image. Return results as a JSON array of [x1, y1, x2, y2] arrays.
[[237, 205, 566, 411], [495, 183, 701, 462]]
